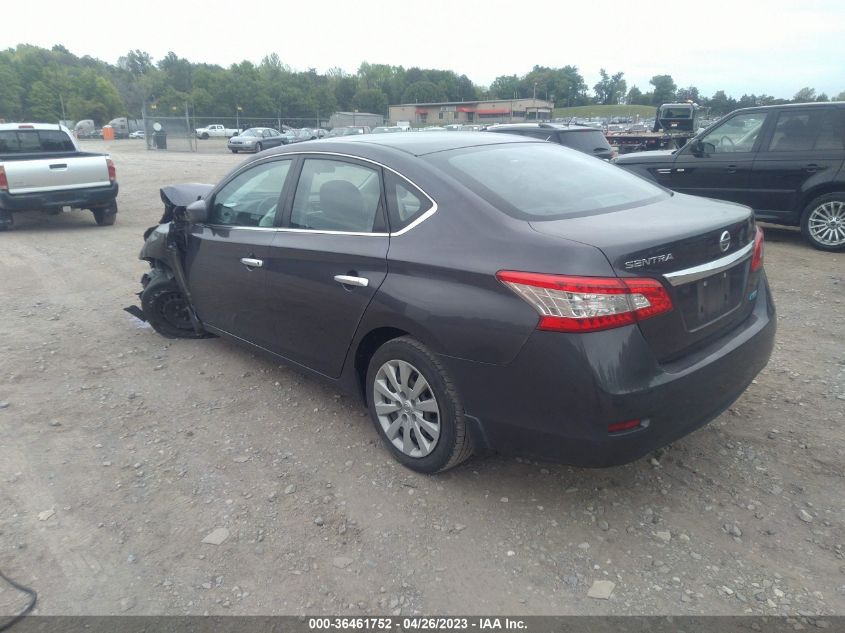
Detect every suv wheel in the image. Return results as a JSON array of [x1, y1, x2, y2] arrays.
[[801, 192, 845, 251], [366, 337, 472, 473]]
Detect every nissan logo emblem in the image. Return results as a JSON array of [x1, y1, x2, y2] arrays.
[[719, 230, 731, 252]]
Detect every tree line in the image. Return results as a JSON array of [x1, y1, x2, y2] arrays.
[[1, 44, 843, 125]]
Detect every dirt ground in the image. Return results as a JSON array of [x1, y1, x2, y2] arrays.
[[0, 139, 843, 618]]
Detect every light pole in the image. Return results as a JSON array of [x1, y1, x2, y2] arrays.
[[533, 82, 538, 120]]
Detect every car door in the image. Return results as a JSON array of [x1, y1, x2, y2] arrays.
[[262, 156, 389, 377], [747, 107, 845, 222], [667, 110, 771, 206], [184, 157, 294, 339]]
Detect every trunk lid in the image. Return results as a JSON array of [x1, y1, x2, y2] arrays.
[[529, 193, 759, 362], [3, 154, 110, 194]]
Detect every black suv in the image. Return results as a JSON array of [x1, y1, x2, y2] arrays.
[[485, 123, 615, 161], [615, 102, 845, 251]]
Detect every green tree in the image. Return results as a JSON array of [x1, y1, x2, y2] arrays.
[[489, 75, 521, 99], [0, 61, 23, 119], [593, 69, 626, 105], [402, 81, 446, 104], [649, 75, 677, 105], [792, 87, 816, 102], [351, 89, 388, 115], [675, 86, 700, 103]]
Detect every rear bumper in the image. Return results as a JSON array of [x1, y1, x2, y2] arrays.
[[440, 273, 776, 467], [0, 183, 118, 213]]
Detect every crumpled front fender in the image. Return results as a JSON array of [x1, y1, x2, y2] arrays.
[[139, 223, 171, 262]]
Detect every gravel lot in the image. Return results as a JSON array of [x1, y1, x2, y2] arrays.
[[1, 139, 843, 618]]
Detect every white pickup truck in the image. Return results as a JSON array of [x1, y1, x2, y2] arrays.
[[0, 123, 119, 230], [195, 124, 238, 139]]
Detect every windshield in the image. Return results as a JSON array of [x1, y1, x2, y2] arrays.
[[241, 129, 261, 137], [433, 143, 666, 220]]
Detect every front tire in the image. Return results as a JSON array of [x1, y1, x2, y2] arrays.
[[92, 202, 117, 226], [801, 192, 845, 251], [231, 149, 238, 153], [201, 133, 209, 140], [366, 337, 472, 473], [255, 142, 263, 152], [141, 273, 209, 339]]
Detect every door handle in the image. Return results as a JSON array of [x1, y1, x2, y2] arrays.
[[240, 257, 263, 268], [49, 163, 68, 170], [805, 163, 820, 173], [334, 275, 369, 288], [726, 164, 738, 174]]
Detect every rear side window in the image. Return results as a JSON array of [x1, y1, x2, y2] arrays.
[[384, 171, 433, 231], [435, 143, 665, 220], [813, 109, 845, 150], [558, 130, 611, 153], [766, 109, 844, 152], [0, 129, 75, 153]]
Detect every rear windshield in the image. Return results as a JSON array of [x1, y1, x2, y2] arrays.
[[559, 130, 612, 152], [0, 129, 76, 153], [434, 143, 666, 220]]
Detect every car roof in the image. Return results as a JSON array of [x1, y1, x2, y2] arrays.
[[733, 101, 845, 114], [319, 130, 536, 156], [487, 123, 600, 133]]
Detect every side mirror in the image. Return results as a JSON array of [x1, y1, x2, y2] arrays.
[[185, 199, 208, 224]]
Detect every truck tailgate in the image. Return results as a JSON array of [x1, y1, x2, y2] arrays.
[[4, 155, 110, 194]]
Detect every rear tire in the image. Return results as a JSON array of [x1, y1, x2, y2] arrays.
[[231, 149, 238, 153], [801, 192, 845, 251], [0, 210, 12, 231], [93, 202, 117, 226], [366, 337, 472, 473], [141, 273, 210, 339]]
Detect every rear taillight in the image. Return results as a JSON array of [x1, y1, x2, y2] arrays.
[[106, 158, 116, 183], [497, 271, 673, 333], [751, 226, 764, 272], [0, 166, 7, 192]]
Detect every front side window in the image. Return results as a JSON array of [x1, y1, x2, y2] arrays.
[[699, 112, 767, 153], [210, 159, 292, 227], [290, 158, 382, 232]]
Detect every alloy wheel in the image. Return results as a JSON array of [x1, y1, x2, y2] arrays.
[[373, 360, 441, 458], [807, 200, 845, 247]]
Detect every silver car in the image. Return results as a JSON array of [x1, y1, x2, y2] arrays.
[[227, 127, 286, 153]]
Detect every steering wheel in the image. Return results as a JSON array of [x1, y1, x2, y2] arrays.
[[719, 136, 736, 151]]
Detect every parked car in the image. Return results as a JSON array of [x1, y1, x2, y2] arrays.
[[0, 123, 118, 230], [129, 130, 145, 139], [137, 132, 774, 473], [328, 126, 371, 137], [485, 122, 616, 160], [615, 102, 845, 251], [227, 127, 288, 153], [372, 126, 404, 134]]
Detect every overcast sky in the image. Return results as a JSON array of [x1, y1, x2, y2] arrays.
[[4, 0, 844, 99]]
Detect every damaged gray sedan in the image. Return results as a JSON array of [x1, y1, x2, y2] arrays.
[[137, 134, 774, 473]]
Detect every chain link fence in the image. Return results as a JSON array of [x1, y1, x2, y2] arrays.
[[142, 104, 196, 152], [141, 109, 330, 152]]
